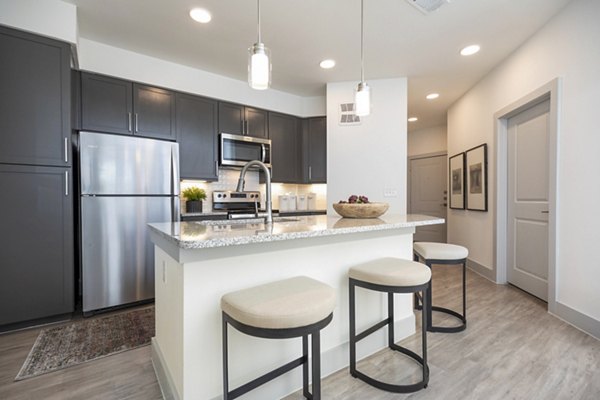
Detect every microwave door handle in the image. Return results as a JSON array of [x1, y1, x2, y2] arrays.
[[261, 143, 266, 163]]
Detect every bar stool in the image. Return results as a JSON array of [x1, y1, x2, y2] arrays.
[[221, 276, 335, 400], [413, 242, 468, 333], [349, 258, 431, 393]]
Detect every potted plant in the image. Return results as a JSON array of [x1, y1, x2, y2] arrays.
[[182, 187, 207, 213]]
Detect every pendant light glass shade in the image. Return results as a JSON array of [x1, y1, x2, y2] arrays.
[[355, 81, 370, 116], [248, 43, 271, 90], [248, 0, 271, 90], [355, 0, 370, 116]]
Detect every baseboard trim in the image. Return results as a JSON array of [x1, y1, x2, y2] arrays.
[[151, 338, 180, 400], [466, 258, 495, 282], [550, 302, 600, 341]]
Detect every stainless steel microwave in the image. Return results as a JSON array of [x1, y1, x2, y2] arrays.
[[219, 133, 271, 168]]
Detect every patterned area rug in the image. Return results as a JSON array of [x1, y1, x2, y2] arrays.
[[15, 307, 154, 381]]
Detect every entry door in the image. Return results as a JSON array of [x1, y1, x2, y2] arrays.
[[507, 100, 550, 301], [409, 154, 447, 242]]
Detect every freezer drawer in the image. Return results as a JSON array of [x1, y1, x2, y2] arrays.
[[81, 196, 173, 312]]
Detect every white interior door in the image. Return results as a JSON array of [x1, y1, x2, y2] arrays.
[[409, 154, 447, 243], [507, 100, 550, 301]]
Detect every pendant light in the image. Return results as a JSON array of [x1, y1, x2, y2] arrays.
[[355, 0, 370, 116], [248, 0, 271, 90]]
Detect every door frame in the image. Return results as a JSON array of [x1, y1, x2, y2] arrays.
[[493, 78, 560, 313]]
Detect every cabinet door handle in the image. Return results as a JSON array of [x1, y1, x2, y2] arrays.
[[128, 112, 132, 132], [135, 113, 139, 133], [309, 166, 312, 181], [65, 171, 69, 196], [215, 160, 219, 174], [541, 210, 549, 214], [64, 137, 69, 163], [243, 120, 247, 135]]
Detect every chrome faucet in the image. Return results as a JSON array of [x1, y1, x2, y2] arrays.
[[236, 160, 273, 224]]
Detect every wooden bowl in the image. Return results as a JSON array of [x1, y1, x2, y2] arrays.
[[332, 202, 389, 218]]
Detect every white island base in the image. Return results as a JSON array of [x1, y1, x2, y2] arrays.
[[148, 215, 443, 400]]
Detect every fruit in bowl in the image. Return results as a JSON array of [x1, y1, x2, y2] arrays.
[[333, 195, 389, 218]]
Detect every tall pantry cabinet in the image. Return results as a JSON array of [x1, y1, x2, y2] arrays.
[[0, 26, 74, 328]]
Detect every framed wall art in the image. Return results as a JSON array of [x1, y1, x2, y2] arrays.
[[449, 152, 465, 209], [465, 144, 488, 211]]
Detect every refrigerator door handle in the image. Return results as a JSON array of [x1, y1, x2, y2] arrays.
[[171, 143, 180, 223]]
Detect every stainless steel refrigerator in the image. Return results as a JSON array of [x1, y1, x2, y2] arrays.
[[79, 132, 180, 314]]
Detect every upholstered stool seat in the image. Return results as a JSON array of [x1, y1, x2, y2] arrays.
[[221, 276, 335, 400], [413, 242, 469, 333], [349, 258, 431, 393]]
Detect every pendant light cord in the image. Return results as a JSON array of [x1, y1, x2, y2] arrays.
[[257, 0, 261, 44], [360, 0, 364, 83]]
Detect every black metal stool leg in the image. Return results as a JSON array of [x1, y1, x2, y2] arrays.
[[302, 334, 309, 398], [421, 285, 429, 387], [462, 260, 467, 320], [388, 292, 394, 347], [222, 313, 229, 400], [426, 261, 433, 329], [312, 331, 321, 399], [349, 280, 357, 378]]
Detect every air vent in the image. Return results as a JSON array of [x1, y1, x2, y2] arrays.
[[339, 103, 361, 126], [406, 0, 450, 14]]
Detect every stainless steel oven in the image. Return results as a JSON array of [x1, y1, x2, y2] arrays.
[[219, 133, 271, 168]]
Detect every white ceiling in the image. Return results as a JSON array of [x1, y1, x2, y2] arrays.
[[64, 0, 572, 131]]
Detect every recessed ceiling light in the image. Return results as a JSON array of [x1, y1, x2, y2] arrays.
[[408, 117, 418, 122], [189, 8, 212, 23], [426, 93, 439, 100], [319, 59, 336, 69], [460, 44, 480, 56]]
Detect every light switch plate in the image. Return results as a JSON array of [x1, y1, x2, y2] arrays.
[[384, 188, 398, 197]]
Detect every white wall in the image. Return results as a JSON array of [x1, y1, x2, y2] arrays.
[[78, 38, 325, 117], [327, 79, 407, 215], [447, 0, 600, 326], [408, 125, 447, 157], [0, 0, 77, 44]]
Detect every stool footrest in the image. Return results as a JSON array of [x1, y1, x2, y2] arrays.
[[352, 362, 429, 393], [427, 306, 466, 333], [355, 318, 391, 342], [228, 356, 306, 400]]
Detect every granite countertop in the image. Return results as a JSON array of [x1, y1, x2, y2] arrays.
[[180, 210, 327, 217], [149, 214, 444, 250]]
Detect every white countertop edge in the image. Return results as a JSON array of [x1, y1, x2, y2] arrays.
[[149, 214, 444, 250]]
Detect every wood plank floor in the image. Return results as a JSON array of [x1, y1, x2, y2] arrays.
[[0, 267, 598, 400]]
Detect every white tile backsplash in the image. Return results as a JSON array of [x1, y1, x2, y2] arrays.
[[181, 170, 327, 213]]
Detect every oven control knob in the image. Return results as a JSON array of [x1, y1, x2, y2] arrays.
[[216, 194, 222, 198], [223, 194, 227, 198]]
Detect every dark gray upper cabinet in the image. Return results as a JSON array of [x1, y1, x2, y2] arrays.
[[81, 72, 176, 140], [269, 112, 300, 183], [0, 164, 74, 327], [176, 93, 218, 181], [133, 84, 176, 140], [0, 26, 71, 167], [303, 117, 327, 183], [218, 102, 268, 138], [81, 73, 133, 135], [244, 107, 268, 138]]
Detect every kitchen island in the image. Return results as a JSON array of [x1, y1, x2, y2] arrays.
[[148, 214, 443, 400]]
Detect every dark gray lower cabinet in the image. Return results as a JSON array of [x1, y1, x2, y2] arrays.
[[269, 112, 300, 183], [176, 93, 218, 180], [0, 164, 74, 327]]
